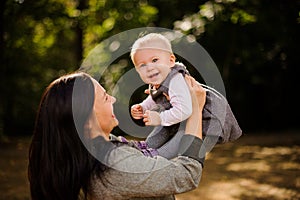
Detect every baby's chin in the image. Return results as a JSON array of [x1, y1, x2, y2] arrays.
[[148, 81, 162, 86], [147, 78, 163, 86]]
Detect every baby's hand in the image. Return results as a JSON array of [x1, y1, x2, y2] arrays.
[[143, 110, 161, 126], [131, 104, 144, 119]]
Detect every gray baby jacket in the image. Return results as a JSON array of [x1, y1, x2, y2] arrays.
[[146, 63, 242, 155]]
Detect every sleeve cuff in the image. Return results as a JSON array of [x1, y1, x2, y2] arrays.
[[178, 135, 206, 167]]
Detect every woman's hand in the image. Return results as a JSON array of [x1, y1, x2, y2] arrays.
[[184, 76, 206, 139], [187, 76, 206, 110]]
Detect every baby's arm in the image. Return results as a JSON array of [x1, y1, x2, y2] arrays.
[[143, 74, 192, 126], [160, 73, 192, 126], [131, 95, 155, 120], [131, 104, 144, 120]]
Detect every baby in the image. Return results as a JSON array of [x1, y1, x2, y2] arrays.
[[130, 33, 242, 159]]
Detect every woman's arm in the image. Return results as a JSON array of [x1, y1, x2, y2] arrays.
[[151, 75, 207, 159], [184, 75, 206, 139], [90, 76, 207, 199], [90, 145, 203, 199]]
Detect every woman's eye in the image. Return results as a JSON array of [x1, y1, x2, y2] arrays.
[[140, 64, 146, 68]]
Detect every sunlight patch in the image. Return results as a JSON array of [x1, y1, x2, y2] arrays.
[[207, 178, 300, 200], [227, 160, 270, 172], [278, 162, 300, 170]]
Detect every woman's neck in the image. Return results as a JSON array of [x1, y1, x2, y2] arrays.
[[84, 116, 110, 140]]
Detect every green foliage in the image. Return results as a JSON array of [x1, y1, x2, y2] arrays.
[[1, 0, 299, 135], [174, 0, 299, 130], [1, 0, 158, 135], [83, 0, 158, 54]]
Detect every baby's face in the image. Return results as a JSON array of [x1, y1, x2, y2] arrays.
[[133, 49, 175, 86]]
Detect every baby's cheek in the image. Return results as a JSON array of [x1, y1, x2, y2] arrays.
[[142, 77, 149, 84], [137, 72, 147, 82]]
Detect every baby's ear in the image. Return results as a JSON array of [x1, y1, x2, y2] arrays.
[[170, 54, 176, 65]]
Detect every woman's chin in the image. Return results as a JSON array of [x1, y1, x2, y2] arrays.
[[114, 119, 119, 126], [113, 118, 119, 127]]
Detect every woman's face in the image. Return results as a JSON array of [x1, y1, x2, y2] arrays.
[[92, 79, 118, 137]]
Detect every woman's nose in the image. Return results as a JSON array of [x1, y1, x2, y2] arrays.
[[110, 96, 116, 103]]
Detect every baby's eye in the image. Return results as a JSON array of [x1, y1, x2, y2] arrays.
[[152, 58, 158, 63], [140, 64, 147, 68]]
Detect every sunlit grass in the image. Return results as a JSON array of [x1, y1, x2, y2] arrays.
[[1, 131, 300, 200], [176, 131, 300, 200]]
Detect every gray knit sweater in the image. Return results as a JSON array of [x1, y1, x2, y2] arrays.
[[89, 135, 204, 200]]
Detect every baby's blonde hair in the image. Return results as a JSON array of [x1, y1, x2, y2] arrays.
[[130, 33, 173, 60]]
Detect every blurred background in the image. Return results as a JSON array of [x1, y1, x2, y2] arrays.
[[0, 0, 299, 199], [1, 0, 299, 135]]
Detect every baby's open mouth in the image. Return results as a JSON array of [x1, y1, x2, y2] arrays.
[[148, 72, 159, 79]]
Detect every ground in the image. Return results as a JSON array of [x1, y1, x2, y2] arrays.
[[0, 130, 299, 200]]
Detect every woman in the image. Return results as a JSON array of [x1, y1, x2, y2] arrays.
[[28, 72, 206, 200]]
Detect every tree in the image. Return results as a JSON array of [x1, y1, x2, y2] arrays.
[[173, 0, 300, 131], [1, 0, 299, 135], [1, 0, 158, 135]]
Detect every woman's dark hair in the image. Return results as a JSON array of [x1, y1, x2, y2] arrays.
[[28, 72, 100, 200]]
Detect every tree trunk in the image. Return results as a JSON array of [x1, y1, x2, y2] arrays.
[[74, 0, 89, 67]]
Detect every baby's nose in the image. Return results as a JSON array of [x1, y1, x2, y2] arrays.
[[146, 63, 155, 71]]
